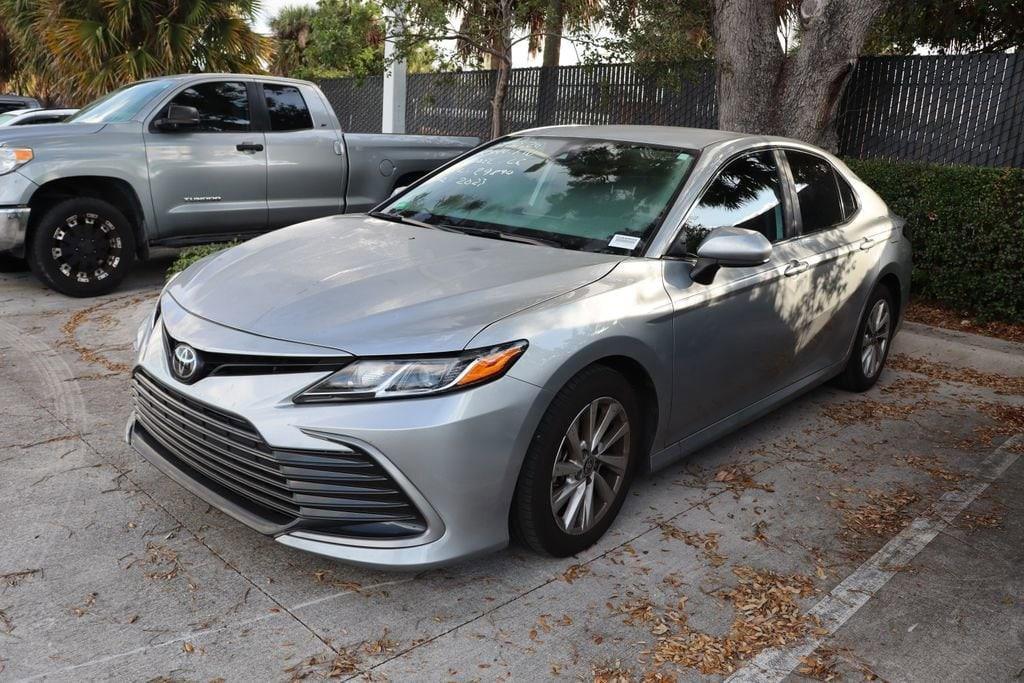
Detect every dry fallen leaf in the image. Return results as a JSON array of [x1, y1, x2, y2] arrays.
[[562, 563, 591, 584]]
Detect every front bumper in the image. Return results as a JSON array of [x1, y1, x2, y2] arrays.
[[0, 207, 30, 252], [128, 302, 548, 569]]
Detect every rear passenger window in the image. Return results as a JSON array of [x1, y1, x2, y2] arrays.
[[786, 151, 845, 233], [264, 85, 313, 132], [679, 151, 786, 254], [836, 173, 858, 219]]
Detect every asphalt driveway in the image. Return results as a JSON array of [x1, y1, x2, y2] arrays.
[[1, 258, 1022, 682]]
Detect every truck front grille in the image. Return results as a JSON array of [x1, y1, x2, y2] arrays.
[[131, 369, 427, 539]]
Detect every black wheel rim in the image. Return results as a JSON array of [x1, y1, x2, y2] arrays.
[[50, 213, 123, 284]]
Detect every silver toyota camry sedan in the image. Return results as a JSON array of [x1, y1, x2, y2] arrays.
[[128, 125, 911, 569]]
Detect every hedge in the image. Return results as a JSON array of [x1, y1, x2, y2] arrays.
[[167, 241, 238, 278], [848, 159, 1024, 323]]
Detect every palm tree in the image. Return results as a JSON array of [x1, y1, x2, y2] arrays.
[[0, 0, 270, 105], [269, 5, 316, 76]]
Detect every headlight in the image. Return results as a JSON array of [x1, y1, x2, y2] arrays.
[[294, 340, 527, 402], [0, 147, 33, 175]]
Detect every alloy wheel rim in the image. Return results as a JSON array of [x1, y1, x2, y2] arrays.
[[549, 396, 630, 535], [861, 298, 891, 378], [50, 213, 123, 284]]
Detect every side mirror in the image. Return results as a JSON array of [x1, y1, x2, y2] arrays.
[[689, 227, 772, 285], [153, 104, 200, 131]]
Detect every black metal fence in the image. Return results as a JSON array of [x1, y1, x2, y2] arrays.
[[318, 53, 1024, 167]]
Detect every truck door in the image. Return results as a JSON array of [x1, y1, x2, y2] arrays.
[[261, 82, 347, 229], [144, 80, 268, 240]]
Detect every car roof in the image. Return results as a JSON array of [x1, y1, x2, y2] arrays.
[[5, 108, 76, 117], [514, 124, 812, 152], [144, 73, 317, 88]]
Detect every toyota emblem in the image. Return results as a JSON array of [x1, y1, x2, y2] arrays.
[[172, 343, 200, 381]]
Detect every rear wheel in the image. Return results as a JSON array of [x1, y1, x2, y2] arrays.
[[512, 365, 641, 557], [836, 284, 895, 392], [27, 197, 135, 297]]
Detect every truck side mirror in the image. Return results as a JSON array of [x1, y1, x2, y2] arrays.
[[154, 104, 200, 132]]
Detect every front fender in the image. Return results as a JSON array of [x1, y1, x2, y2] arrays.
[[468, 259, 676, 456]]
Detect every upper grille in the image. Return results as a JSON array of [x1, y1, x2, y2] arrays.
[[131, 369, 427, 539], [163, 326, 351, 381]]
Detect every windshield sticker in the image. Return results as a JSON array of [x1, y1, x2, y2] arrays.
[[608, 234, 642, 250]]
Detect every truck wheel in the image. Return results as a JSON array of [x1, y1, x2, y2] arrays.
[[28, 198, 136, 297]]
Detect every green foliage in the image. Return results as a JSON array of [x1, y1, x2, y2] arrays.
[[865, 0, 1024, 55], [269, 5, 316, 76], [848, 159, 1024, 322], [596, 0, 711, 63], [167, 242, 238, 278], [297, 0, 385, 79], [0, 0, 269, 105], [269, 0, 438, 79]]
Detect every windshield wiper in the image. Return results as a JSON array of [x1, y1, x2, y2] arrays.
[[445, 224, 564, 248], [370, 211, 562, 248], [368, 210, 449, 232]]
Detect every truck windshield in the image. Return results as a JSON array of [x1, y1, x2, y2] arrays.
[[66, 80, 175, 124], [378, 136, 696, 254]]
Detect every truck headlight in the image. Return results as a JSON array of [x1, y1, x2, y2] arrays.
[[0, 147, 33, 175], [294, 341, 527, 402]]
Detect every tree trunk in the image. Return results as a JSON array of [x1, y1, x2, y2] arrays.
[[712, 0, 887, 148], [489, 0, 514, 139], [491, 56, 511, 138], [542, 0, 564, 68]]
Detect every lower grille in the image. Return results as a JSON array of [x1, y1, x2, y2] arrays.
[[131, 370, 427, 539]]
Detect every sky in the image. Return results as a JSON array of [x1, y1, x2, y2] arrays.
[[252, 0, 585, 67]]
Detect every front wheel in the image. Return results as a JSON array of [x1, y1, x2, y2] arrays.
[[512, 365, 641, 557], [27, 197, 136, 297], [836, 284, 895, 392]]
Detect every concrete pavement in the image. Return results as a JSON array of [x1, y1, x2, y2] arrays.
[[1, 258, 1021, 681]]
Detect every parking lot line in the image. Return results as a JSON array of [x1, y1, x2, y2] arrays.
[[725, 434, 1023, 683]]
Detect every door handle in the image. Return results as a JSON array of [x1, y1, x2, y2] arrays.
[[236, 142, 264, 152], [784, 260, 809, 277], [859, 236, 877, 251]]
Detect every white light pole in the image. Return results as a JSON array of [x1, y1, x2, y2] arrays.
[[382, 8, 408, 134]]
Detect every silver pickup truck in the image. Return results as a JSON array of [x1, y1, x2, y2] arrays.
[[0, 74, 478, 296]]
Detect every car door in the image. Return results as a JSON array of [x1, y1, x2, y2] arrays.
[[662, 149, 812, 443], [144, 80, 268, 240], [778, 149, 886, 375], [262, 82, 346, 229]]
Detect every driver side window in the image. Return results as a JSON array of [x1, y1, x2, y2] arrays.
[[678, 151, 785, 255], [160, 81, 251, 133]]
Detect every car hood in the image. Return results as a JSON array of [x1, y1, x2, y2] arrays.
[[168, 214, 623, 355], [0, 122, 105, 144]]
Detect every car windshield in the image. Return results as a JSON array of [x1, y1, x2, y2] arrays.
[[378, 136, 696, 254], [66, 80, 176, 124], [0, 112, 21, 126]]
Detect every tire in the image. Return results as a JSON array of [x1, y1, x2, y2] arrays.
[[836, 283, 895, 392], [0, 251, 28, 272], [27, 197, 136, 297], [512, 365, 642, 557]]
